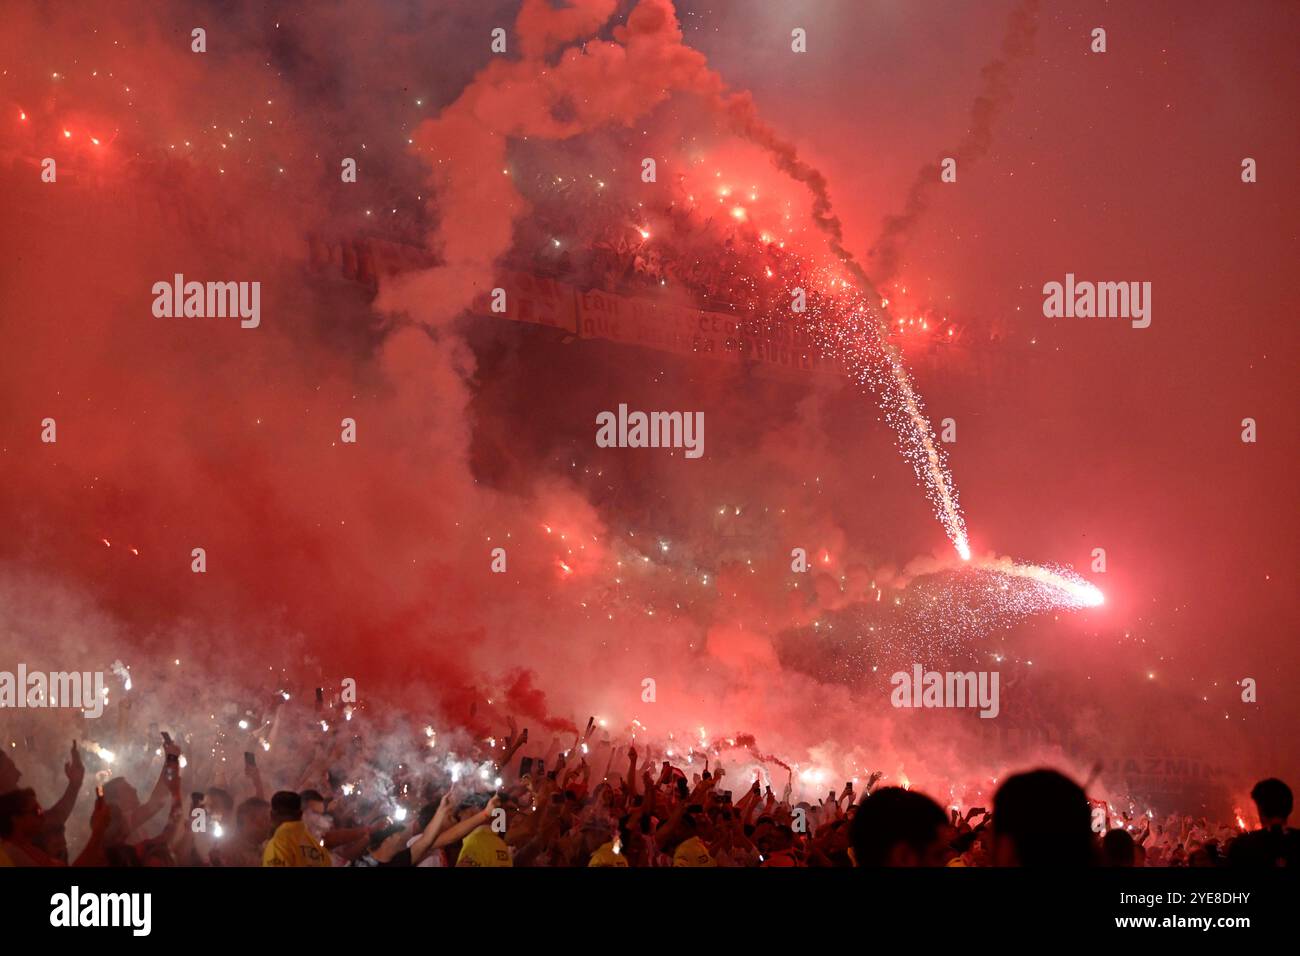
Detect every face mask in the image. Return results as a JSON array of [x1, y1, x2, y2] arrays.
[[304, 810, 333, 838]]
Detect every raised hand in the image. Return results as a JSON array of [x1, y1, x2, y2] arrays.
[[65, 739, 85, 787]]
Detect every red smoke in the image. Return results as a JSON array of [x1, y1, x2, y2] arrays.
[[1, 0, 1295, 814]]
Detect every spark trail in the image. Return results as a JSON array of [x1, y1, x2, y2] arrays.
[[792, 268, 971, 560], [721, 101, 970, 560]]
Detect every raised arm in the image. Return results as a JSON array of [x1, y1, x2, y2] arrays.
[[44, 740, 85, 829], [625, 745, 639, 797], [408, 790, 457, 863], [131, 735, 181, 833], [498, 719, 529, 783], [431, 795, 501, 850], [72, 793, 112, 867]]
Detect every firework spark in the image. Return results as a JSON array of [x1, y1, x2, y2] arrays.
[[800, 273, 970, 560]]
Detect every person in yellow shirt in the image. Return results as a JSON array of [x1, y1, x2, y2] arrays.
[[672, 834, 717, 867], [263, 791, 332, 867], [455, 823, 513, 867], [589, 838, 630, 867]]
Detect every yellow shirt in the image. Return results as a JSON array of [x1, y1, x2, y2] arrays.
[[673, 836, 717, 867], [262, 820, 332, 867], [455, 826, 513, 867], [589, 840, 630, 867]]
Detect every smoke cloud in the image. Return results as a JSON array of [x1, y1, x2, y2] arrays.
[[0, 0, 1287, 818]]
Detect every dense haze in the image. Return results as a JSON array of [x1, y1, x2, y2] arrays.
[[1, 0, 1296, 814]]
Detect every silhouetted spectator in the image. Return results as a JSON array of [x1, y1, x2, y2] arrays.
[[1101, 827, 1136, 866], [991, 769, 1093, 866], [1228, 778, 1300, 867], [849, 787, 949, 866]]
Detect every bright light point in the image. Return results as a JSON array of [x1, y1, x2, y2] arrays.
[[1086, 586, 1105, 607], [956, 539, 971, 561]]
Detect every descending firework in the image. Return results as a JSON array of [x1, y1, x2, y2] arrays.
[[787, 557, 1106, 677], [722, 97, 972, 558], [976, 557, 1104, 609], [816, 283, 972, 564], [717, 3, 1041, 566], [904, 558, 1104, 649]]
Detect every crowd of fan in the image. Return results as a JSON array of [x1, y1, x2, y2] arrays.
[[2, 713, 1296, 868]]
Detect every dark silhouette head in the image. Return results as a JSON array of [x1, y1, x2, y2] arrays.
[[1250, 778, 1293, 827], [849, 786, 949, 866], [270, 790, 303, 826], [992, 769, 1093, 866], [1101, 827, 1136, 866]]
